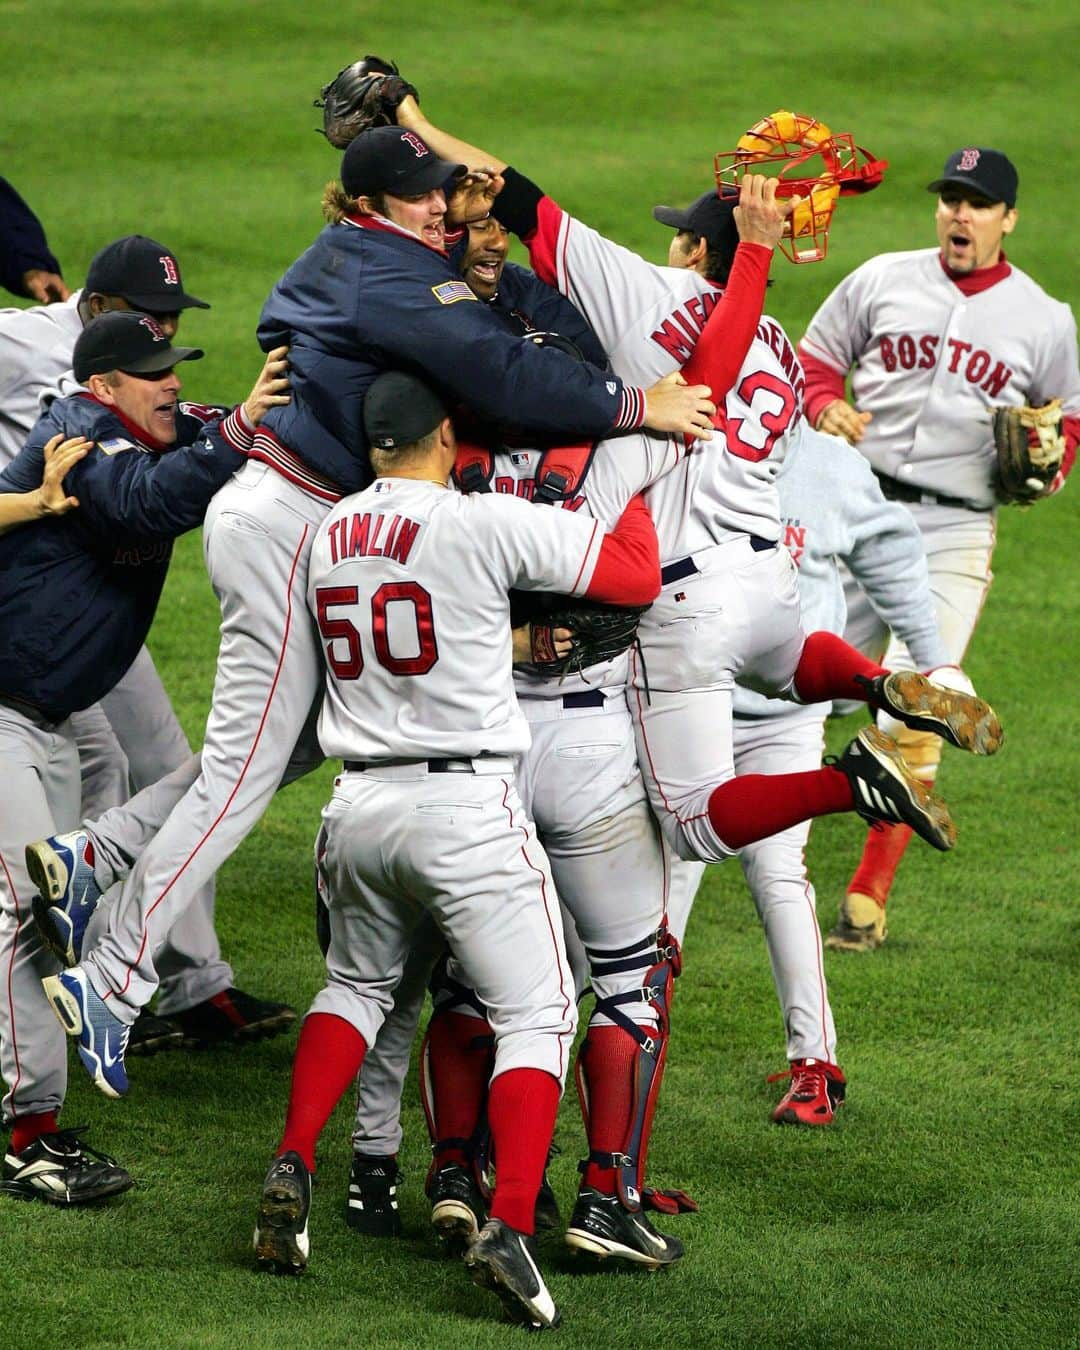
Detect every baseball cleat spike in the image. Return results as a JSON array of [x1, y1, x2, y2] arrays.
[[427, 1162, 487, 1257], [869, 670, 1003, 756], [464, 1218, 560, 1330], [26, 831, 102, 968], [825, 891, 888, 952], [254, 1151, 311, 1275], [565, 1186, 684, 1269]]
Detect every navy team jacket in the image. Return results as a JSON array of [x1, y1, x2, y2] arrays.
[[0, 393, 249, 720], [257, 215, 636, 494]]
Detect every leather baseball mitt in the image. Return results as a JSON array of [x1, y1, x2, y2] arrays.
[[523, 595, 649, 677], [991, 398, 1065, 503], [315, 56, 418, 149]]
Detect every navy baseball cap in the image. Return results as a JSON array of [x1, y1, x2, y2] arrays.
[[84, 235, 210, 311], [364, 371, 449, 449], [73, 311, 204, 383], [928, 148, 1018, 207], [653, 189, 739, 252], [341, 126, 466, 199]]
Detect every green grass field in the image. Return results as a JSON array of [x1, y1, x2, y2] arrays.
[[3, 2, 1078, 1345]]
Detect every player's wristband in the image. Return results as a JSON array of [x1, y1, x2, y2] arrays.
[[491, 166, 544, 237]]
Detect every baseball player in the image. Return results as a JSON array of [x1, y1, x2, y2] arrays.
[[32, 125, 715, 1104], [797, 147, 1080, 950], [0, 235, 292, 1052], [0, 312, 287, 1203], [665, 421, 950, 1124], [386, 94, 1001, 881], [254, 370, 664, 1330]]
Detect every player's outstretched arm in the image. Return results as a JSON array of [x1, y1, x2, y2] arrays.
[[0, 433, 88, 534], [396, 95, 507, 175]]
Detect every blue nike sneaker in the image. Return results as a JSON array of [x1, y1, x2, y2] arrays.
[[26, 832, 102, 967], [42, 967, 131, 1099]]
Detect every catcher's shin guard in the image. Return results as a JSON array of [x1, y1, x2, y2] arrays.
[[576, 927, 681, 1211], [419, 969, 494, 1201]]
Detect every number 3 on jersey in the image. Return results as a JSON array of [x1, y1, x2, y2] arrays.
[[724, 371, 798, 462], [315, 582, 439, 679]]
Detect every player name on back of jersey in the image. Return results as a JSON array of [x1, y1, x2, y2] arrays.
[[325, 509, 422, 566]]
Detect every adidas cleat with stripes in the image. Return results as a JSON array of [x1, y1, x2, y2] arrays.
[[867, 670, 1003, 756], [833, 726, 957, 852]]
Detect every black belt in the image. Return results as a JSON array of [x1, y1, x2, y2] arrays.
[[343, 758, 476, 774], [873, 470, 971, 510], [0, 693, 61, 728], [562, 689, 605, 709], [660, 535, 777, 586]]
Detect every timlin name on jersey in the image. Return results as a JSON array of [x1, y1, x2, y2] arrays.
[[327, 511, 422, 566]]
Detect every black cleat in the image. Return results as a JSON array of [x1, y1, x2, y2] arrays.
[[126, 1009, 184, 1057], [427, 1161, 488, 1257], [173, 988, 296, 1049], [465, 1217, 560, 1330], [346, 1153, 403, 1237], [254, 1151, 311, 1275], [565, 1186, 684, 1269], [832, 726, 957, 851], [0, 1126, 133, 1206], [862, 670, 1003, 756]]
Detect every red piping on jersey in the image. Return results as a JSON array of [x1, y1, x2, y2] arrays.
[[105, 523, 313, 1003], [498, 777, 573, 1078], [1, 850, 24, 1107], [938, 251, 1011, 295]]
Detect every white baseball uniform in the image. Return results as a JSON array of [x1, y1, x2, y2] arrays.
[[799, 247, 1080, 681], [307, 478, 621, 1087], [513, 185, 815, 863]]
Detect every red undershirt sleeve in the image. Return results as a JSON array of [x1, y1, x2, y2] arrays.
[[585, 495, 661, 605]]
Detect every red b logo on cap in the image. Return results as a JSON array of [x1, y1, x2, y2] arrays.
[[139, 315, 167, 342], [958, 148, 980, 172], [400, 130, 428, 158], [159, 255, 179, 285]]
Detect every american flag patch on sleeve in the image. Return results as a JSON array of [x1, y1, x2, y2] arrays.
[[431, 280, 478, 305], [97, 437, 136, 455]]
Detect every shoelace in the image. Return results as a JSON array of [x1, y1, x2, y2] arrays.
[[42, 1125, 121, 1169], [766, 1064, 825, 1100]]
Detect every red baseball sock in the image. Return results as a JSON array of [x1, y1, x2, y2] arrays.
[[278, 1013, 367, 1171], [708, 768, 854, 851], [426, 1010, 494, 1168], [488, 1067, 560, 1235], [579, 1025, 638, 1195], [10, 1111, 60, 1155], [848, 822, 915, 908], [793, 631, 887, 705]]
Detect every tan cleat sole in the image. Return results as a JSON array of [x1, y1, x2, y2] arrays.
[[825, 892, 888, 952], [882, 671, 1003, 756]]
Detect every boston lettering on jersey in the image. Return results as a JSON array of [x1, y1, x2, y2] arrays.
[[326, 511, 422, 566], [877, 333, 1012, 396]]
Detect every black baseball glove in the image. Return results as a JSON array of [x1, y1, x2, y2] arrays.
[[991, 398, 1065, 503], [315, 56, 419, 150], [517, 593, 649, 677]]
